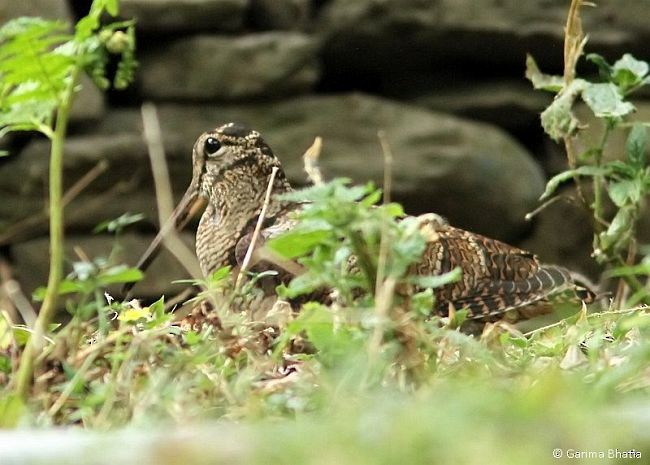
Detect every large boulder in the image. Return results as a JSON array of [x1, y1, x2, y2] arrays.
[[119, 0, 248, 33], [1, 94, 544, 243], [318, 0, 649, 77], [138, 33, 319, 100]]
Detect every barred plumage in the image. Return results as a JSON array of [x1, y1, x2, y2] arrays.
[[133, 123, 594, 332]]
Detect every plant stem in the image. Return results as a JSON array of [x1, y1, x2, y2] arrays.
[[14, 68, 79, 399], [592, 121, 613, 232]]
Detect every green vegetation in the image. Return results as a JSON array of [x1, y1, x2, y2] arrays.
[[0, 0, 136, 398], [526, 2, 650, 307], [1, 1, 650, 464]]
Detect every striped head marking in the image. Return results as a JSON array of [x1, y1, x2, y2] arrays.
[[191, 123, 282, 197]]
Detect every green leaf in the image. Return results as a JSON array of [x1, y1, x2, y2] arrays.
[[581, 83, 635, 119], [98, 266, 144, 286], [540, 165, 612, 200], [410, 267, 462, 289], [0, 394, 25, 428], [586, 53, 613, 81], [148, 296, 166, 320], [599, 207, 634, 252], [268, 228, 332, 259], [612, 54, 650, 92], [625, 123, 647, 168], [32, 279, 85, 301], [208, 266, 232, 284], [540, 80, 587, 141], [608, 179, 642, 207], [525, 54, 564, 92], [93, 212, 145, 234]]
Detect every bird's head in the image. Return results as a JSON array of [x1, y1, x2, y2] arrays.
[[126, 123, 287, 289], [191, 123, 283, 198]]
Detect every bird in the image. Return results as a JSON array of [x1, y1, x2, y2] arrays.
[[131, 122, 594, 332]]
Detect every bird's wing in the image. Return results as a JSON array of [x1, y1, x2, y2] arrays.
[[411, 218, 580, 319]]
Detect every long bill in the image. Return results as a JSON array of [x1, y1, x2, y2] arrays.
[[123, 183, 207, 294]]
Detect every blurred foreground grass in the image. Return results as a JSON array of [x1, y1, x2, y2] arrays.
[[2, 303, 650, 465]]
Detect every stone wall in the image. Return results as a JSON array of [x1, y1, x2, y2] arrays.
[[2, 0, 650, 298]]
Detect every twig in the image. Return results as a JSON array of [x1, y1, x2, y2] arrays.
[[140, 102, 202, 281], [235, 167, 279, 292], [525, 195, 564, 221], [368, 131, 396, 369], [375, 130, 393, 296], [302, 137, 323, 185], [562, 0, 590, 208], [0, 160, 109, 246], [0, 258, 35, 325]]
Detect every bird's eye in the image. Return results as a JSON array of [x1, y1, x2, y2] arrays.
[[204, 137, 222, 156]]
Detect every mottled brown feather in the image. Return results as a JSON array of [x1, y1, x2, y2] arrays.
[[141, 124, 593, 332]]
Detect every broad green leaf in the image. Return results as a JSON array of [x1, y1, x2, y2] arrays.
[[625, 123, 647, 168], [612, 54, 650, 92], [599, 207, 634, 252], [383, 202, 405, 218], [208, 266, 232, 284], [33, 279, 84, 301], [98, 266, 144, 285], [540, 165, 612, 200], [581, 83, 634, 118], [608, 179, 642, 207], [525, 54, 564, 92], [148, 296, 166, 320], [268, 228, 332, 259]]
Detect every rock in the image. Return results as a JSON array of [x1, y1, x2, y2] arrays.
[[249, 0, 312, 31], [0, 94, 543, 243], [138, 33, 319, 100], [0, 0, 71, 22], [0, 133, 181, 235], [100, 93, 543, 241], [119, 0, 248, 33], [11, 233, 196, 301], [317, 0, 650, 78], [405, 80, 552, 132]]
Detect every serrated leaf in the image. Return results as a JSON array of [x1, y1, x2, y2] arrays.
[[525, 54, 563, 92], [582, 82, 635, 118], [625, 123, 647, 168]]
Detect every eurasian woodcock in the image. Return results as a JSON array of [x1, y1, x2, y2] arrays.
[[132, 123, 594, 330]]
